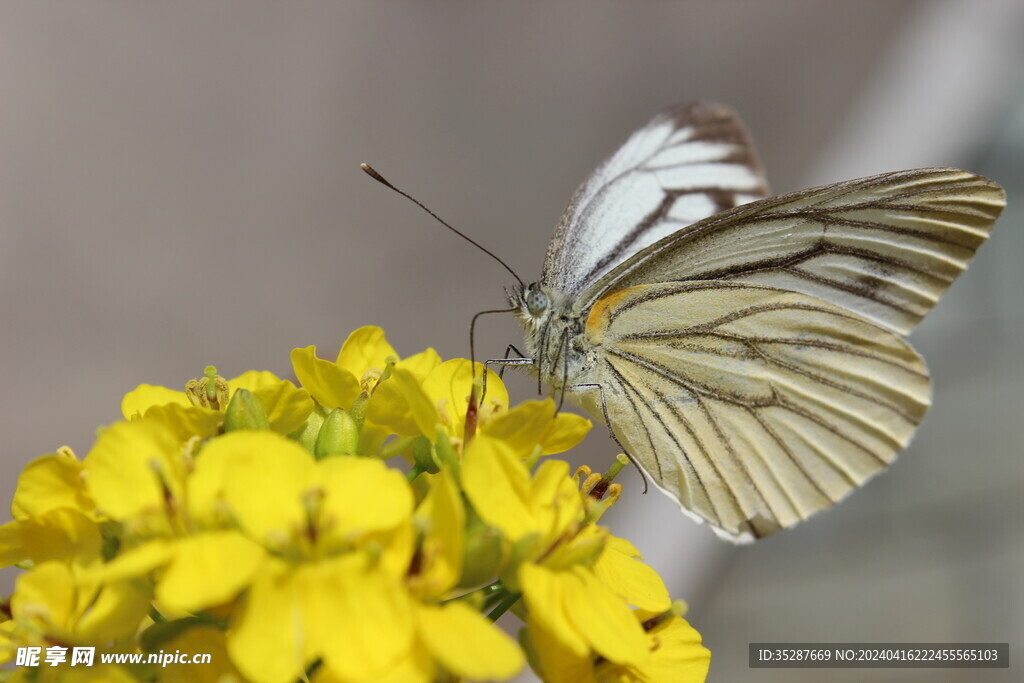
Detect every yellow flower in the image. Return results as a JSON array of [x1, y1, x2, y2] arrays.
[[2, 326, 708, 682], [188, 431, 414, 559], [395, 359, 591, 458], [0, 508, 101, 571], [593, 535, 672, 613], [121, 369, 313, 440], [160, 625, 246, 683], [229, 553, 415, 683], [408, 600, 524, 681], [392, 359, 507, 447], [462, 434, 683, 673], [481, 398, 592, 457], [0, 561, 149, 665], [520, 562, 650, 668], [307, 597, 524, 683], [525, 607, 711, 682], [185, 432, 419, 681], [1, 448, 99, 570], [290, 325, 441, 439], [83, 419, 187, 534], [407, 469, 465, 599], [462, 435, 583, 551], [10, 448, 95, 520]]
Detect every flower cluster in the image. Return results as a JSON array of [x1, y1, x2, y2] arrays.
[[0, 327, 710, 682]]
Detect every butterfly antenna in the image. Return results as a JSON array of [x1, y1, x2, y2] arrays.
[[360, 164, 525, 287]]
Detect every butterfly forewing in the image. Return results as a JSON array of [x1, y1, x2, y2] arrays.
[[583, 281, 932, 541], [518, 102, 1005, 542], [583, 168, 1006, 335], [542, 101, 769, 297]]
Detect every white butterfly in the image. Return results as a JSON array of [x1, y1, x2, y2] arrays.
[[506, 101, 1005, 543]]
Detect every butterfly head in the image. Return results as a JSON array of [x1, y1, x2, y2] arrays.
[[509, 281, 549, 316], [509, 282, 554, 332]]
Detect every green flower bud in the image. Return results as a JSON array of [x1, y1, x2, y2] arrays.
[[458, 512, 505, 589], [412, 436, 439, 475], [288, 406, 327, 453], [348, 390, 370, 432], [223, 388, 270, 432], [314, 408, 359, 459]]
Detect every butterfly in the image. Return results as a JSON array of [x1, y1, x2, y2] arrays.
[[504, 101, 1005, 543]]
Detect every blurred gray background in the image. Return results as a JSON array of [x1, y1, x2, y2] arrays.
[[2, 2, 1021, 681]]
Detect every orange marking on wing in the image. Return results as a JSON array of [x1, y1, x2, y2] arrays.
[[585, 288, 635, 343]]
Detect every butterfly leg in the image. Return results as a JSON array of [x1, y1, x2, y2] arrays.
[[490, 344, 530, 380], [566, 382, 649, 494], [483, 345, 533, 401]]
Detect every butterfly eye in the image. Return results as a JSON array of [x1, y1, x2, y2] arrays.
[[526, 289, 549, 316]]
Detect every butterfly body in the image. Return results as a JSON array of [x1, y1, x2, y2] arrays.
[[512, 284, 592, 390], [506, 101, 1004, 543]]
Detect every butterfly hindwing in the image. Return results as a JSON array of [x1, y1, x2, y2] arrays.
[[542, 101, 769, 297], [582, 281, 931, 541], [583, 168, 1005, 335], [519, 103, 1005, 542]]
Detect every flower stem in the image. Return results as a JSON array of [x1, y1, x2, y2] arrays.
[[486, 591, 521, 622]]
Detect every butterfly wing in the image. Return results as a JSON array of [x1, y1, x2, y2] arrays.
[[583, 281, 932, 542], [542, 101, 769, 297], [579, 168, 1005, 335]]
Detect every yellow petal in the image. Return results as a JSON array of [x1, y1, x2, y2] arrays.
[[416, 601, 524, 680], [519, 563, 589, 657], [422, 359, 506, 439], [10, 561, 77, 632], [74, 577, 151, 644], [367, 380, 422, 436], [409, 470, 464, 597], [18, 508, 103, 569], [228, 558, 309, 683], [462, 436, 534, 541], [11, 452, 94, 520], [566, 567, 649, 666], [480, 399, 558, 457], [84, 420, 184, 522], [88, 540, 174, 583], [541, 412, 592, 455], [314, 636, 433, 683], [525, 616, 599, 683], [529, 460, 582, 539], [162, 625, 246, 683], [377, 516, 417, 579], [593, 535, 671, 612], [335, 326, 398, 378], [193, 432, 315, 545], [630, 614, 711, 682], [397, 347, 442, 378], [388, 367, 439, 439], [544, 523, 607, 572], [316, 456, 414, 539], [0, 521, 25, 567], [121, 384, 190, 420], [143, 402, 223, 441], [156, 531, 265, 613], [228, 369, 281, 393], [230, 370, 315, 434], [290, 345, 360, 410], [309, 555, 415, 681]]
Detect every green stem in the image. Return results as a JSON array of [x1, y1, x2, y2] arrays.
[[444, 580, 503, 606], [487, 591, 521, 622]]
